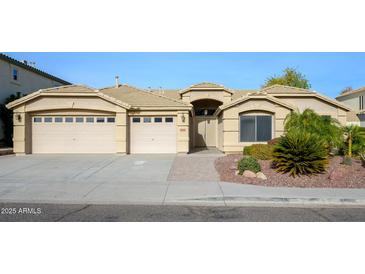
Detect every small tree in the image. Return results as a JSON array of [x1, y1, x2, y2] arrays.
[[341, 86, 353, 95], [263, 68, 311, 89], [284, 109, 343, 151], [0, 92, 23, 146], [343, 125, 365, 157]]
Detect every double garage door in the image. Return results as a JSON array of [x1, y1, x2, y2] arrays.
[[32, 116, 117, 154], [31, 115, 177, 154], [130, 116, 177, 153]]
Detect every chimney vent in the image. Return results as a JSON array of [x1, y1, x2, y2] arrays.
[[115, 76, 120, 88]]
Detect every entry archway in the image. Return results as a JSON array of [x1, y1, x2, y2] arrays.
[[191, 99, 223, 148]]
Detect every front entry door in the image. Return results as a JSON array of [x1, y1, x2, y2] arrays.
[[195, 117, 217, 147]]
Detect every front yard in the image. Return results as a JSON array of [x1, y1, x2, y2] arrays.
[[215, 154, 365, 188]]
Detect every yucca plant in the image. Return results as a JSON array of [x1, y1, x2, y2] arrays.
[[273, 130, 329, 177]]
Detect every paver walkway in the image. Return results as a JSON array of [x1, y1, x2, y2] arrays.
[[167, 152, 222, 182]]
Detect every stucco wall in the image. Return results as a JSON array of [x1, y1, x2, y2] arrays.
[[221, 99, 291, 153], [278, 96, 347, 124], [217, 114, 223, 151], [337, 91, 365, 112], [0, 59, 67, 140]]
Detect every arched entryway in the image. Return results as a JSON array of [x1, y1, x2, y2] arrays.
[[191, 99, 223, 149]]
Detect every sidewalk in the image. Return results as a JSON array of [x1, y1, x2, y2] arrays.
[[2, 179, 365, 207]]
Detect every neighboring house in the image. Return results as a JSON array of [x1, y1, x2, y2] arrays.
[[6, 82, 350, 155], [0, 53, 71, 140], [335, 87, 365, 127]]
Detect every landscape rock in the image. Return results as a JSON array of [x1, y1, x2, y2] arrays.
[[235, 170, 240, 175], [230, 165, 238, 170], [256, 172, 267, 180], [243, 170, 256, 178]]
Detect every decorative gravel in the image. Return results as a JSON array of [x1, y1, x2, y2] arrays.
[[214, 154, 365, 188]]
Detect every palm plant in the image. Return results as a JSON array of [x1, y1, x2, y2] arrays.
[[273, 130, 328, 177], [284, 109, 343, 151], [343, 125, 365, 157]]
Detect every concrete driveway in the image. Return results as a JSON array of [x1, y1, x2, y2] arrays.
[[0, 154, 177, 204], [0, 153, 227, 205]]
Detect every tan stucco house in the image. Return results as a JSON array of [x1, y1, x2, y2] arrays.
[[335, 86, 365, 127], [0, 53, 70, 141], [6, 82, 350, 155]]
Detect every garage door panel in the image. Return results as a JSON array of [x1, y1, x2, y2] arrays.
[[130, 117, 176, 154], [32, 116, 116, 154]]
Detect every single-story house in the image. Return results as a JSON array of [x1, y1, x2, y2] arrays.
[[6, 82, 350, 155]]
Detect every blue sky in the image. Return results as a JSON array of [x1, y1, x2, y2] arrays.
[[6, 52, 365, 98]]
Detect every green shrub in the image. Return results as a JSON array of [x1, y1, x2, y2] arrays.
[[243, 146, 252, 156], [284, 109, 343, 152], [273, 130, 328, 177], [243, 144, 273, 160], [237, 156, 261, 175]]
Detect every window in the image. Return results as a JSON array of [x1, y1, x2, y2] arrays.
[[132, 117, 140, 123], [96, 117, 105, 123], [75, 117, 84, 123], [55, 117, 63, 123], [165, 117, 173, 123], [360, 96, 364, 110], [86, 117, 94, 123], [240, 115, 272, 142], [44, 117, 52, 123], [12, 69, 18, 81], [33, 117, 42, 123], [154, 117, 162, 123], [143, 117, 151, 123], [107, 117, 115, 123], [65, 117, 73, 123]]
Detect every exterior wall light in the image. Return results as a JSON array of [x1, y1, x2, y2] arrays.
[[181, 114, 185, 123], [16, 114, 22, 122]]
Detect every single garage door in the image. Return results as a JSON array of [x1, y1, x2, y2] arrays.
[[32, 116, 116, 153], [130, 116, 176, 153]]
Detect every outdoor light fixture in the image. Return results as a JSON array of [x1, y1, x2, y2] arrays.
[[16, 114, 22, 122], [181, 114, 185, 123], [204, 109, 208, 116]]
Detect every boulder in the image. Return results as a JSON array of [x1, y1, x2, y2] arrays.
[[230, 165, 238, 170], [243, 170, 256, 178], [256, 172, 267, 180], [235, 170, 240, 175]]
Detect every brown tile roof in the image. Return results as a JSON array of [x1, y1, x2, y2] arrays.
[[39, 85, 96, 93], [261, 84, 315, 94], [100, 85, 191, 108]]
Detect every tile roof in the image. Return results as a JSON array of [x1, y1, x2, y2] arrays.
[[261, 84, 315, 94], [99, 85, 191, 108], [336, 86, 365, 99]]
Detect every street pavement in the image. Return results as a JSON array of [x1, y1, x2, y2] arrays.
[[1, 202, 365, 221]]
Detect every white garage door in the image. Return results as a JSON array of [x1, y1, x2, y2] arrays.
[[32, 116, 116, 153], [130, 116, 176, 153]]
